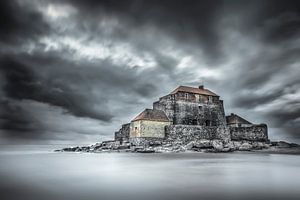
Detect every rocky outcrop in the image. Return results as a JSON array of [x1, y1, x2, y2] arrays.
[[56, 138, 297, 154]]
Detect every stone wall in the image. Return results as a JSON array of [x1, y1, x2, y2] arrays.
[[130, 120, 171, 138], [153, 92, 226, 127], [229, 124, 268, 142], [129, 137, 165, 146], [153, 95, 175, 124], [130, 120, 141, 137], [165, 125, 230, 144], [173, 100, 226, 126], [114, 123, 130, 142]]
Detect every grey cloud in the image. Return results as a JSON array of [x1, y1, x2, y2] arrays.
[[0, 56, 113, 121], [0, 0, 50, 46], [0, 100, 42, 137], [0, 99, 113, 142], [68, 0, 225, 64]]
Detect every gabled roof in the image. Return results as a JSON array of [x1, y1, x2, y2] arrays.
[[132, 109, 170, 122], [170, 85, 219, 97], [226, 113, 252, 125]]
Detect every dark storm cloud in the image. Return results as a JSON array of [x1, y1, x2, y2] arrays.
[[70, 0, 224, 63], [254, 1, 300, 44], [0, 47, 168, 141], [0, 56, 113, 121], [0, 0, 50, 45], [266, 101, 300, 138], [0, 100, 39, 135]]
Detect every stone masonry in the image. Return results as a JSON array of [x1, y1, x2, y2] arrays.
[[114, 85, 268, 144]]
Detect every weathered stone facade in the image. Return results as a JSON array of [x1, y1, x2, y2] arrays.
[[230, 124, 268, 142], [130, 120, 171, 138], [153, 87, 226, 126], [165, 125, 230, 142], [114, 123, 130, 142], [114, 85, 268, 144]]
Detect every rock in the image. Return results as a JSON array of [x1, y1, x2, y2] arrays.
[[224, 141, 236, 151], [185, 141, 194, 150], [251, 142, 269, 150], [271, 141, 299, 148], [212, 140, 224, 151], [221, 147, 232, 152], [117, 145, 130, 150], [136, 149, 155, 153], [149, 140, 163, 146], [61, 146, 82, 152], [132, 146, 145, 152], [194, 139, 213, 149], [238, 143, 252, 151], [56, 137, 300, 154]]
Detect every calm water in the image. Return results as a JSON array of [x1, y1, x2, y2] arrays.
[[0, 145, 300, 200]]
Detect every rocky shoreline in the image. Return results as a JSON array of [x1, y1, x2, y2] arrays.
[[55, 140, 300, 154]]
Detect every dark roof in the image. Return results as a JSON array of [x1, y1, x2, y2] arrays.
[[226, 113, 252, 125], [132, 109, 170, 122], [170, 85, 219, 96]]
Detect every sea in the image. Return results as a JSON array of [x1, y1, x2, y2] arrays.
[[0, 144, 300, 200]]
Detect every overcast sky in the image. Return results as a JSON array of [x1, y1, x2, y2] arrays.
[[0, 0, 300, 144]]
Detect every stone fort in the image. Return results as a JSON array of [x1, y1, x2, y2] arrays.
[[115, 85, 268, 144]]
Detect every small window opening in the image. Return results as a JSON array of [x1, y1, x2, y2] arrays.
[[192, 119, 198, 125], [205, 120, 211, 126]]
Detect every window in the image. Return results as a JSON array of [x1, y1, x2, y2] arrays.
[[185, 93, 188, 99], [213, 97, 218, 102], [198, 106, 203, 111], [208, 96, 212, 102], [192, 119, 198, 125], [205, 120, 211, 126]]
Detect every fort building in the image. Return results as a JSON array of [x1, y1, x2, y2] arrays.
[[114, 85, 268, 144], [226, 113, 252, 127]]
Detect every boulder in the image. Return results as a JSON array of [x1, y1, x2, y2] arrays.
[[271, 141, 299, 148], [212, 140, 224, 151], [238, 142, 252, 151], [223, 141, 236, 151], [136, 149, 155, 153], [220, 147, 232, 152], [252, 142, 269, 150], [194, 139, 213, 148], [185, 141, 195, 150]]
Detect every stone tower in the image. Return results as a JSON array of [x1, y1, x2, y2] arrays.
[[153, 85, 226, 126]]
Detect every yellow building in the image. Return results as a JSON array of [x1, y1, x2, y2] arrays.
[[130, 109, 171, 138]]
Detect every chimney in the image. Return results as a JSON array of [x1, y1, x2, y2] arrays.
[[198, 85, 204, 89]]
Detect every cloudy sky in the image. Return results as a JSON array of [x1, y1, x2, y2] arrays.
[[0, 0, 300, 144]]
